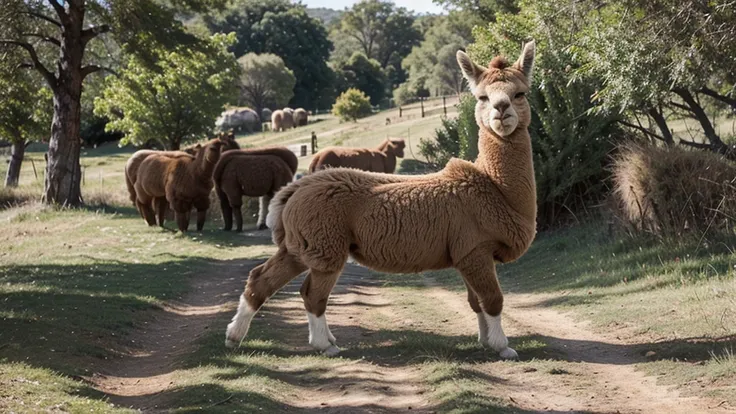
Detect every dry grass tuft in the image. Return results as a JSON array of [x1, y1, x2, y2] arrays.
[[612, 144, 736, 239]]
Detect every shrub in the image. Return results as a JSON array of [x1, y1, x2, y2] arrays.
[[332, 88, 372, 122], [612, 144, 736, 239], [419, 116, 462, 169], [392, 83, 416, 106]]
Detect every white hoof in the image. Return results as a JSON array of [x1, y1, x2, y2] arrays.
[[323, 345, 340, 357], [499, 347, 518, 360], [225, 338, 240, 348]]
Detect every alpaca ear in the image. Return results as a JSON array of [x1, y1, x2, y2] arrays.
[[516, 40, 535, 82], [456, 50, 483, 93]]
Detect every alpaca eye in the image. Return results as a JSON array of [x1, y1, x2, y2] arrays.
[[478, 95, 489, 102], [514, 92, 526, 99]]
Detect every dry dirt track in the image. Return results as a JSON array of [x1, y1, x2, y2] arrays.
[[90, 256, 733, 413]]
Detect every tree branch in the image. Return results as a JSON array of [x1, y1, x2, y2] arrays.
[[81, 65, 118, 79], [0, 40, 57, 89], [47, 0, 67, 20], [617, 119, 667, 142], [21, 32, 61, 47], [21, 10, 62, 27], [700, 87, 736, 109], [678, 139, 711, 149], [81, 24, 111, 45]]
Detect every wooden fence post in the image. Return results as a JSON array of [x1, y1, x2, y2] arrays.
[[420, 98, 425, 118], [399, 106, 402, 118], [443, 96, 447, 115], [30, 158, 38, 180]]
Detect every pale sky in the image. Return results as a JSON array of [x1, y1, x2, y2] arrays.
[[297, 0, 445, 14]]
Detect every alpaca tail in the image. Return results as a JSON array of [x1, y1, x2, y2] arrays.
[[266, 181, 301, 245], [125, 167, 137, 204]]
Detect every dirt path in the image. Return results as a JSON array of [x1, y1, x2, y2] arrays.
[[90, 258, 732, 413]]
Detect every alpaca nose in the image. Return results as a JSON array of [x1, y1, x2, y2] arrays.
[[494, 101, 510, 113]]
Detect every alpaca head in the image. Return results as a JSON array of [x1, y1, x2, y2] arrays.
[[456, 41, 535, 138], [204, 139, 224, 164], [183, 144, 202, 155], [388, 138, 406, 158]]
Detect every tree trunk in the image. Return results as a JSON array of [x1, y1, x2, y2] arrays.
[[43, 2, 85, 206], [4, 139, 26, 187], [647, 107, 674, 146], [674, 88, 734, 158]]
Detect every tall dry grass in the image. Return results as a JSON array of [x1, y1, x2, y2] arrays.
[[612, 144, 736, 239]]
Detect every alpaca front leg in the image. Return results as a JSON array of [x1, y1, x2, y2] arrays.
[[196, 210, 207, 231], [458, 253, 517, 360], [175, 211, 190, 232], [220, 197, 233, 231], [300, 271, 341, 356], [233, 204, 243, 232], [256, 195, 272, 230]]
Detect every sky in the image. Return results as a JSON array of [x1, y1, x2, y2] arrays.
[[297, 0, 445, 14]]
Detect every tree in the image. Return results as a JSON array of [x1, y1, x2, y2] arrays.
[[0, 0, 212, 206], [95, 33, 239, 150], [401, 18, 467, 96], [336, 0, 422, 88], [332, 88, 373, 122], [571, 0, 736, 158], [339, 52, 387, 105], [204, 0, 334, 109], [0, 50, 52, 187], [238, 53, 295, 116]]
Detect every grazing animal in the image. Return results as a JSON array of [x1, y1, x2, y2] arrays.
[[261, 108, 272, 123], [294, 108, 308, 126], [308, 138, 406, 174], [270, 109, 295, 132], [217, 107, 261, 133], [214, 152, 294, 231], [134, 137, 227, 232], [225, 42, 538, 360], [125, 136, 238, 223]]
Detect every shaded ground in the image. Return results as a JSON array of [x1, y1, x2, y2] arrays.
[[89, 258, 733, 413]]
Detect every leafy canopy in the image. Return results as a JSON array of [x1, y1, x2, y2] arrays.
[[238, 53, 295, 114], [94, 33, 239, 150]]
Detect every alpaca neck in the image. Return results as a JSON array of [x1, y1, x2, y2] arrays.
[[193, 147, 218, 179], [474, 127, 536, 220], [383, 150, 397, 173]]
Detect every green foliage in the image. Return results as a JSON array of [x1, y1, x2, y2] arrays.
[[335, 0, 422, 92], [204, 0, 333, 110], [332, 88, 373, 122], [338, 52, 387, 105], [402, 17, 467, 96], [238, 53, 295, 114], [392, 83, 417, 106], [0, 51, 52, 144], [418, 94, 478, 168], [419, 117, 462, 169], [95, 33, 239, 150]]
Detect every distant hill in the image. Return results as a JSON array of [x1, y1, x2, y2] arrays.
[[307, 7, 342, 25]]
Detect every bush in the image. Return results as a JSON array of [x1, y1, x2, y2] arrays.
[[419, 116, 462, 169], [612, 144, 736, 239], [332, 88, 372, 122], [392, 83, 416, 106]]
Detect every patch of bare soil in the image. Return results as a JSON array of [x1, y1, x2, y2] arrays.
[[90, 254, 732, 413], [420, 278, 733, 414]]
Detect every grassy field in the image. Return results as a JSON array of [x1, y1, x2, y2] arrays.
[[1, 103, 735, 412]]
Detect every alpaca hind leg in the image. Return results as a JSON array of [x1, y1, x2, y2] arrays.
[[196, 210, 207, 232], [220, 192, 233, 231], [457, 251, 517, 360], [232, 203, 243, 232], [464, 280, 490, 345], [193, 198, 209, 232], [225, 249, 307, 347], [175, 210, 190, 232], [300, 269, 342, 356], [137, 199, 157, 226], [257, 194, 272, 230], [155, 197, 167, 227]]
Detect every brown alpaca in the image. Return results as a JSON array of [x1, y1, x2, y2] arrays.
[[221, 143, 298, 176], [226, 42, 538, 360], [214, 152, 294, 231], [134, 137, 226, 232], [125, 135, 238, 222], [308, 138, 406, 173]]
